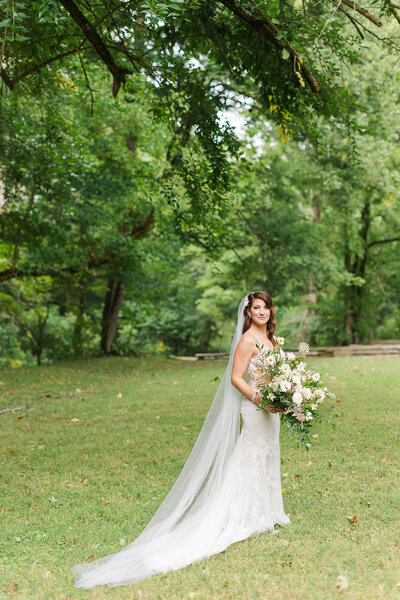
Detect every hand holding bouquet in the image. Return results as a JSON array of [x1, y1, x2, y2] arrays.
[[251, 338, 334, 449]]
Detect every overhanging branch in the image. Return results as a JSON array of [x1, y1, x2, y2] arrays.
[[216, 0, 320, 93], [58, 0, 132, 96]]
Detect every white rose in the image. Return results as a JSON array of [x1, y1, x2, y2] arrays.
[[312, 372, 320, 382], [292, 375, 301, 385], [295, 385, 303, 394], [292, 392, 302, 405], [280, 363, 291, 375], [280, 380, 291, 392], [266, 355, 276, 366], [302, 387, 312, 400]]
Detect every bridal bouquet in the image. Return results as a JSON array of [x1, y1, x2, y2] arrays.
[[251, 339, 334, 449]]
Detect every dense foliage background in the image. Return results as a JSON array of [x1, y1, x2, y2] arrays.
[[1, 0, 400, 366]]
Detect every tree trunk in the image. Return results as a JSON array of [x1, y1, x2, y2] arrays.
[[344, 285, 362, 344], [101, 280, 124, 354], [73, 281, 86, 355], [343, 200, 371, 344], [304, 190, 319, 342]]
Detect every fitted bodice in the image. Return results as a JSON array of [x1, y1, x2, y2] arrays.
[[247, 354, 260, 389]]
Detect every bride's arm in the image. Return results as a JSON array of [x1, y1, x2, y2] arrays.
[[231, 337, 279, 414]]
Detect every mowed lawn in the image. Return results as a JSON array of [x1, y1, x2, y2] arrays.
[[0, 354, 399, 600]]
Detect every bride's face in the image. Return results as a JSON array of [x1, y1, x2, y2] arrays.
[[248, 299, 270, 326]]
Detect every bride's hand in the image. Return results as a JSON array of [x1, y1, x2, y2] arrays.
[[254, 394, 281, 413]]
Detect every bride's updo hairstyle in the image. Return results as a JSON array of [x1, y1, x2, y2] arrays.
[[242, 290, 277, 343]]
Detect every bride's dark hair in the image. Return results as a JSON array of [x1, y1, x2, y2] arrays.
[[242, 291, 277, 343]]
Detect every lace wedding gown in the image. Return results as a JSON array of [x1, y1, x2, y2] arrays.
[[72, 349, 289, 588]]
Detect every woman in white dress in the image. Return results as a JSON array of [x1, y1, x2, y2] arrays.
[[72, 291, 289, 589]]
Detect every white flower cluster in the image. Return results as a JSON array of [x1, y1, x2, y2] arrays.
[[265, 358, 326, 421], [254, 339, 335, 446]]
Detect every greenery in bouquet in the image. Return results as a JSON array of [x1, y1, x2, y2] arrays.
[[250, 338, 335, 449]]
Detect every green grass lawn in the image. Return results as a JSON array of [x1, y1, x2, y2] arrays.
[[1, 355, 399, 600]]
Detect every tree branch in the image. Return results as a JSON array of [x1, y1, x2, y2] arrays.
[[202, 5, 234, 75], [131, 209, 155, 239], [58, 0, 132, 96], [389, 5, 400, 26], [12, 45, 91, 86], [328, 0, 365, 39], [367, 236, 400, 249], [0, 69, 14, 90], [0, 210, 155, 283], [216, 0, 319, 93], [338, 0, 382, 27]]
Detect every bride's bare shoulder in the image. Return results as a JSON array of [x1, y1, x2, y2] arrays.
[[236, 332, 256, 354]]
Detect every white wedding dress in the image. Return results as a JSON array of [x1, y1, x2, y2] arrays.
[[72, 300, 290, 589]]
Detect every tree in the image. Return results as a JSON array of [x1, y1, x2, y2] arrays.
[[1, 1, 399, 142]]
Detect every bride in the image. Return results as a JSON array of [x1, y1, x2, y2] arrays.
[[72, 291, 290, 589]]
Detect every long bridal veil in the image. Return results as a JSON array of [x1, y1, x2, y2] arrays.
[[72, 296, 247, 588]]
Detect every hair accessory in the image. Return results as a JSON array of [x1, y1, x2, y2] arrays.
[[243, 292, 255, 308]]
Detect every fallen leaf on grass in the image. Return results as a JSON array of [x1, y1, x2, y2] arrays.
[[336, 574, 348, 591], [70, 418, 80, 423], [85, 555, 94, 561], [117, 393, 122, 398], [17, 415, 24, 420], [381, 457, 389, 463], [279, 560, 294, 567], [5, 581, 18, 593], [346, 515, 358, 525], [119, 538, 126, 546]]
